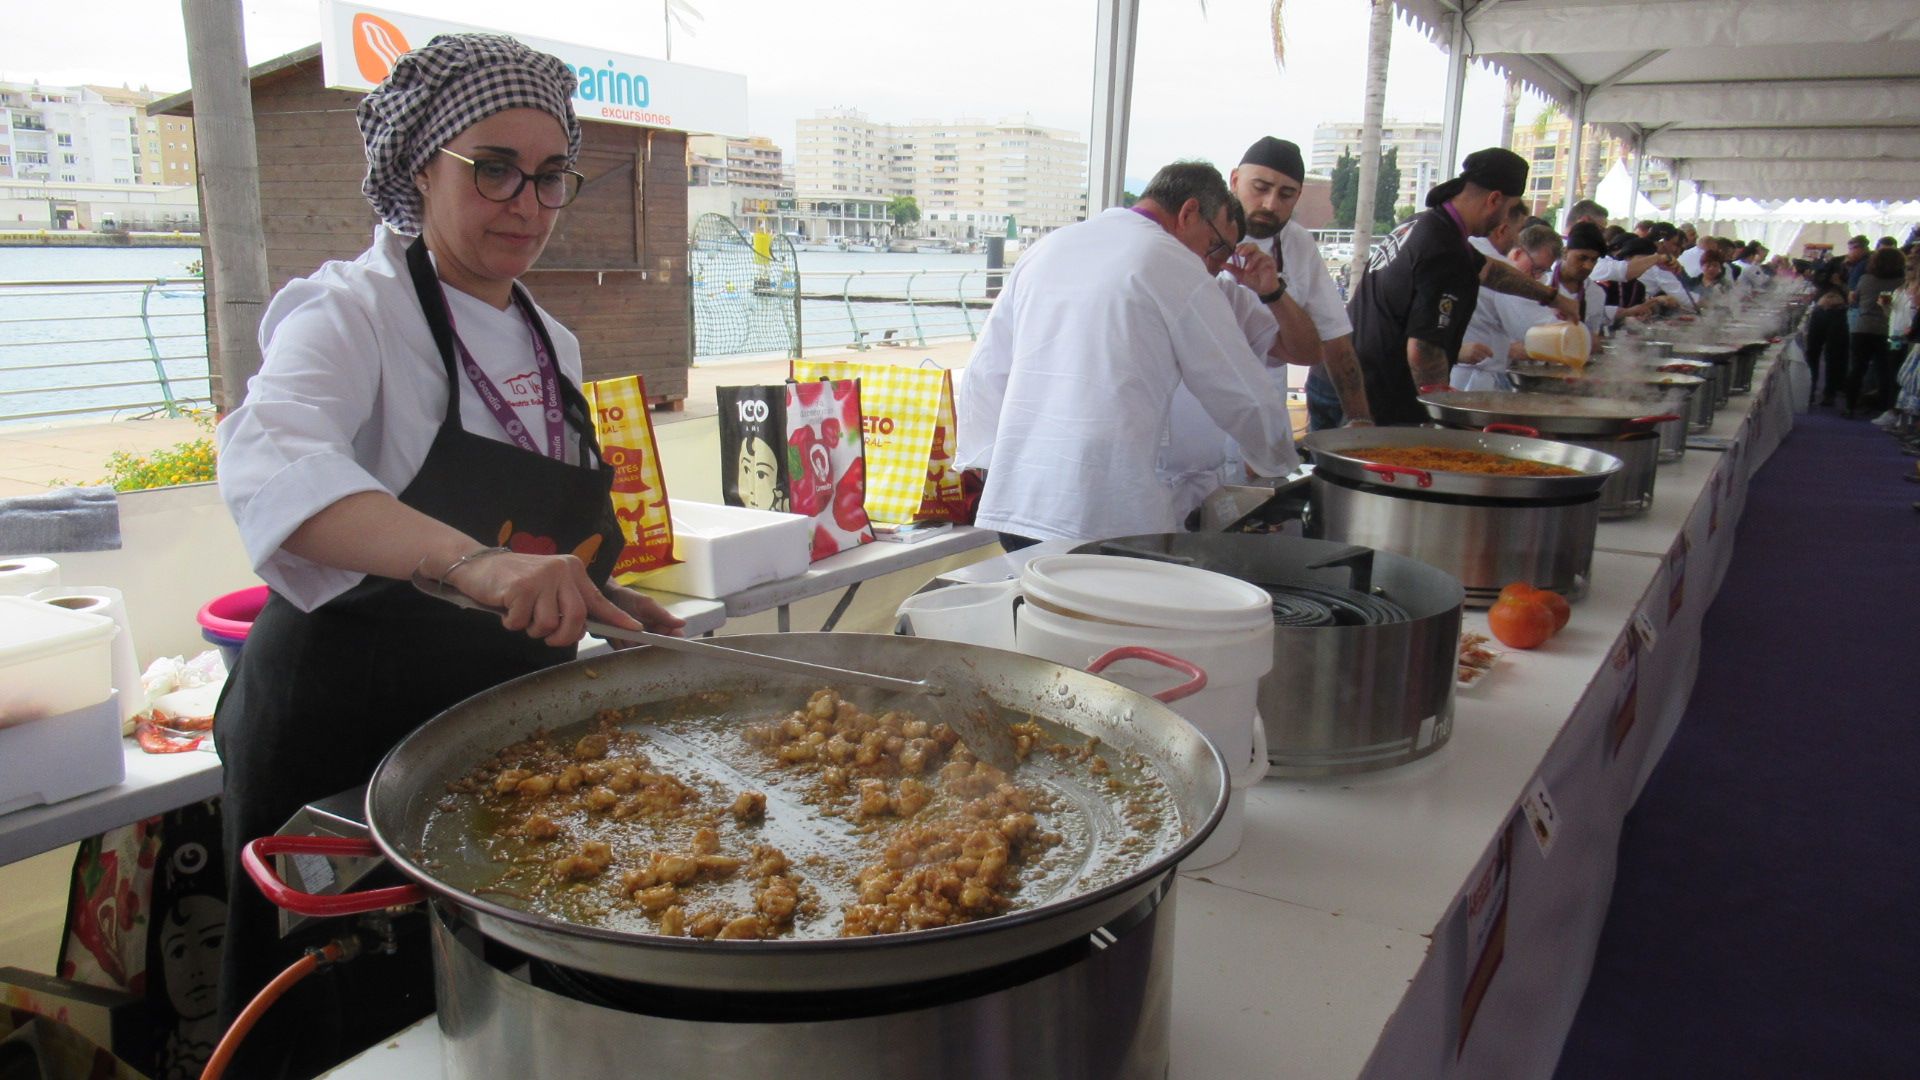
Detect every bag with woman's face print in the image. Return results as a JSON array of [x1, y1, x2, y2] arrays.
[[717, 384, 791, 514]]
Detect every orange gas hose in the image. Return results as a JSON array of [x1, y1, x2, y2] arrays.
[[199, 941, 345, 1080]]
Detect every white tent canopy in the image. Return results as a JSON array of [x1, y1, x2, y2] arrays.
[[1392, 0, 1920, 206]]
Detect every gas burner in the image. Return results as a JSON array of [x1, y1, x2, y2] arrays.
[[1261, 584, 1410, 628]]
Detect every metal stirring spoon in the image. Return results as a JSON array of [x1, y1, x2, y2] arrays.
[[410, 572, 1021, 772]]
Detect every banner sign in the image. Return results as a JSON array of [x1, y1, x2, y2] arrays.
[[319, 1, 749, 135]]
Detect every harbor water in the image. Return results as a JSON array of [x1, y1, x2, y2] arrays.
[[0, 246, 997, 428]]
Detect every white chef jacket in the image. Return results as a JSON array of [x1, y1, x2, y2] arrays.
[[955, 208, 1296, 542], [1155, 222, 1341, 522], [1160, 279, 1290, 521], [217, 225, 590, 611], [1677, 246, 1707, 278], [1453, 239, 1544, 391], [1269, 222, 1353, 341]]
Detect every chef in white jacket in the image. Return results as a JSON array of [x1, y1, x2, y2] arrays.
[[957, 161, 1296, 545], [1162, 137, 1346, 524], [1451, 210, 1554, 391]]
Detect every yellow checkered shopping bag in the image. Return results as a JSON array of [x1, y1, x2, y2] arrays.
[[582, 375, 676, 579], [789, 359, 971, 524]]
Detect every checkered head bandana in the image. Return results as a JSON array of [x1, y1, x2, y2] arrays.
[[357, 33, 581, 234]]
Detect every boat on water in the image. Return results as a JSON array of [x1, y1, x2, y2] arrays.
[[843, 240, 882, 253], [914, 238, 957, 254]]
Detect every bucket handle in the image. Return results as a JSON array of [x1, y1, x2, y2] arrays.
[[242, 835, 426, 918], [1483, 423, 1541, 438], [1237, 723, 1270, 789], [1362, 462, 1434, 489], [1085, 646, 1208, 703]]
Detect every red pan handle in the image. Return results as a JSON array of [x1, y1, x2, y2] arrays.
[[1086, 646, 1208, 703], [242, 835, 426, 917], [1362, 462, 1435, 489], [1483, 423, 1541, 438], [1628, 413, 1683, 426]]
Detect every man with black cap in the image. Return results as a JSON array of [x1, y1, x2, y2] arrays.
[[1559, 220, 1612, 340], [1336, 147, 1579, 427], [1230, 136, 1370, 424]]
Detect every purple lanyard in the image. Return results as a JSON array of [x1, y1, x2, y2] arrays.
[[442, 286, 565, 461], [1440, 203, 1470, 238]]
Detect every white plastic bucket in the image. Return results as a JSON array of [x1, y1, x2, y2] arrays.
[[1014, 555, 1274, 867]]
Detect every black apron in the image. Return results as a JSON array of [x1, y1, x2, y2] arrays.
[[214, 236, 622, 1078]]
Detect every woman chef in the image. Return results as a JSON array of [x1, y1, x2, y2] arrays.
[[212, 34, 682, 1076]]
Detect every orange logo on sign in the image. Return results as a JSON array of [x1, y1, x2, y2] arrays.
[[351, 12, 411, 84]]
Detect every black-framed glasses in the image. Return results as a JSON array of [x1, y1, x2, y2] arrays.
[[438, 148, 585, 209], [1202, 213, 1238, 262]]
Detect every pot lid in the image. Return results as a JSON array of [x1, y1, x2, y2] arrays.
[[1020, 554, 1273, 633]]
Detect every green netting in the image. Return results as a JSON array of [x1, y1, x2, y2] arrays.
[[690, 213, 799, 358]]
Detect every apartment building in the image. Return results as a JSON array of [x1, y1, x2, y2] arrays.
[[0, 81, 196, 192], [687, 134, 788, 236], [1511, 113, 1674, 215], [792, 108, 1087, 241], [1310, 119, 1446, 214]]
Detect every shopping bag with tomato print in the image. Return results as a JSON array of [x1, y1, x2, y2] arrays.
[[790, 359, 972, 525], [785, 377, 874, 560], [581, 375, 677, 580]]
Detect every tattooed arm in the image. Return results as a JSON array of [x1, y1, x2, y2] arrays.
[[1407, 337, 1452, 392], [1483, 258, 1579, 322], [1321, 335, 1373, 425]]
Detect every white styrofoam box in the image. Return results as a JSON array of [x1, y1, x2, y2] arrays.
[[0, 596, 117, 729], [0, 694, 127, 815], [629, 501, 812, 599]]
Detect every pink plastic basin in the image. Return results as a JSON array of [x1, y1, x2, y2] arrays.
[[198, 585, 269, 640]]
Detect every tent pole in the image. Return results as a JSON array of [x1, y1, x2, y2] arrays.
[[1086, 0, 1140, 214], [1627, 133, 1644, 222], [1438, 7, 1470, 185], [1567, 91, 1587, 209]]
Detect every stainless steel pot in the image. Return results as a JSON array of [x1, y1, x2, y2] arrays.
[[1553, 431, 1660, 517], [1070, 534, 1462, 778], [1657, 360, 1719, 431], [1300, 427, 1622, 606], [1730, 341, 1768, 392], [432, 887, 1177, 1079], [1504, 370, 1702, 464], [1419, 392, 1673, 519], [259, 634, 1225, 989]]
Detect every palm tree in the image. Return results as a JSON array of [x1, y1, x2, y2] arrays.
[[1351, 0, 1393, 264], [1500, 75, 1521, 150]]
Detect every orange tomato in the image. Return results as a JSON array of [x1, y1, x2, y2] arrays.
[[1497, 581, 1537, 605], [1530, 589, 1571, 634], [1488, 595, 1555, 649]]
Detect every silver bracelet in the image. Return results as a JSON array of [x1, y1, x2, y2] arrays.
[[434, 545, 511, 587]]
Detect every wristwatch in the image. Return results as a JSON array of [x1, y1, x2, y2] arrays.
[[1259, 276, 1289, 305]]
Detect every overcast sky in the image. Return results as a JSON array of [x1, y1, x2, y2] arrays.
[[0, 1, 1541, 193]]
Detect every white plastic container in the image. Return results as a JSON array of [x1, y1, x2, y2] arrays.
[[894, 581, 1021, 649], [0, 694, 126, 814], [0, 595, 117, 729], [1013, 555, 1274, 868], [630, 501, 812, 599]]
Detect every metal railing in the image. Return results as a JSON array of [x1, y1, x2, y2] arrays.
[[0, 277, 211, 425], [797, 267, 1003, 354]]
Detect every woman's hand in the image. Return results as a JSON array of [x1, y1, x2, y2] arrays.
[[603, 585, 687, 643], [447, 551, 638, 647]]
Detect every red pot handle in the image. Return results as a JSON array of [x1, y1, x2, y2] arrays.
[[242, 835, 426, 918], [1363, 461, 1435, 488], [1086, 646, 1208, 703], [1629, 413, 1682, 426], [1483, 423, 1541, 438], [1417, 383, 1452, 396]]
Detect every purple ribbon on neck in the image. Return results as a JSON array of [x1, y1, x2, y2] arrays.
[[442, 287, 564, 460]]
